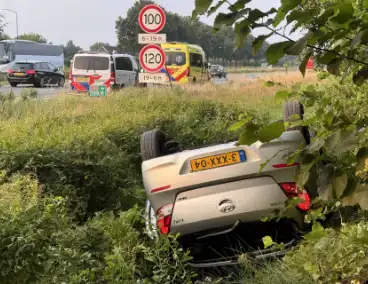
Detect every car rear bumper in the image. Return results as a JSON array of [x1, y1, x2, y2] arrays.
[[7, 75, 36, 84]]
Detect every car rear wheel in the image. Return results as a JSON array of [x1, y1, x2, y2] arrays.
[[57, 77, 65, 88], [140, 129, 180, 239], [9, 82, 18, 87], [140, 129, 166, 161], [283, 100, 311, 144]]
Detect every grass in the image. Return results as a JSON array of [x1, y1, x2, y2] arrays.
[[0, 71, 323, 283], [226, 67, 298, 74]]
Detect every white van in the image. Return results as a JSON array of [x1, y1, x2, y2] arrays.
[[70, 51, 139, 92]]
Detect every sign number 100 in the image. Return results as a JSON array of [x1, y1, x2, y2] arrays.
[[144, 52, 162, 64], [144, 14, 162, 25]]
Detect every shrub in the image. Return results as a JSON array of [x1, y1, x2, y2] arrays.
[[282, 222, 368, 283], [0, 92, 256, 220]]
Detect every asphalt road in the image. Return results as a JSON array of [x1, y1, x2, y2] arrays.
[[0, 74, 262, 98], [0, 84, 63, 98]]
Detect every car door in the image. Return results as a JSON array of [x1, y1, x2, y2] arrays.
[[114, 56, 135, 87]]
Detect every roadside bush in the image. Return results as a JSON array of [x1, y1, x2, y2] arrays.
[[282, 222, 368, 283], [0, 172, 196, 284], [0, 92, 252, 220]]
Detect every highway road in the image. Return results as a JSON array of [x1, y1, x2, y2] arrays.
[[0, 74, 264, 98], [0, 84, 64, 98]]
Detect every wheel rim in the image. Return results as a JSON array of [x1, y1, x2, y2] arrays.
[[58, 78, 65, 87]]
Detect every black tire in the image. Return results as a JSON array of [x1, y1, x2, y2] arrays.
[[140, 129, 166, 161], [9, 82, 18, 87], [283, 100, 311, 144]]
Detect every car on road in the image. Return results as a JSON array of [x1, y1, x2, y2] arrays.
[[209, 64, 227, 78], [7, 60, 65, 88], [70, 51, 139, 92], [140, 101, 317, 268]]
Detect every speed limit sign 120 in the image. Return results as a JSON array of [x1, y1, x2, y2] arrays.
[[139, 44, 166, 73], [138, 4, 166, 34]]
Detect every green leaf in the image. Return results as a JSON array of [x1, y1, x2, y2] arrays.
[[262, 236, 274, 248], [286, 31, 313, 56], [329, 1, 354, 25], [234, 20, 251, 48], [299, 50, 313, 77], [230, 0, 251, 11], [207, 0, 227, 17], [318, 51, 338, 65], [332, 173, 348, 199], [273, 0, 302, 27], [213, 12, 239, 29], [237, 122, 260, 146], [252, 33, 273, 56], [228, 116, 253, 132], [275, 90, 290, 102], [259, 121, 285, 143], [327, 58, 342, 76], [325, 126, 358, 155], [195, 0, 214, 15], [247, 9, 267, 22], [286, 10, 311, 25], [304, 222, 328, 241], [266, 41, 293, 65], [317, 164, 334, 200]]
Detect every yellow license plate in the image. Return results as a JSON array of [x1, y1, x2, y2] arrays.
[[14, 72, 25, 76], [75, 76, 89, 82], [190, 150, 246, 172]]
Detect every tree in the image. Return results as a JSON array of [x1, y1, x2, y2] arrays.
[[0, 14, 7, 40], [194, 0, 368, 211], [90, 42, 117, 53], [16, 33, 47, 43], [63, 40, 82, 66], [115, 1, 269, 62]]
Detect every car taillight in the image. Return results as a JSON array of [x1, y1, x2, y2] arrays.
[[279, 182, 311, 211], [187, 67, 190, 77], [69, 66, 72, 81], [156, 203, 173, 235], [8, 69, 14, 74], [26, 70, 36, 75], [110, 72, 116, 83]]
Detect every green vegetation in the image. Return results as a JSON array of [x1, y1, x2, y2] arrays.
[[193, 0, 368, 282], [0, 81, 291, 283], [16, 33, 48, 43], [116, 1, 273, 64]]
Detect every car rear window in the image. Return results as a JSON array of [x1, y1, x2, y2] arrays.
[[73, 56, 109, 71], [12, 63, 33, 70]]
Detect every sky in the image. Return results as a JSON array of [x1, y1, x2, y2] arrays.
[[1, 0, 298, 49]]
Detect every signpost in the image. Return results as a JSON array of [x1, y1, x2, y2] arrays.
[[89, 85, 107, 97], [138, 4, 166, 34], [138, 4, 169, 84], [139, 44, 166, 73]]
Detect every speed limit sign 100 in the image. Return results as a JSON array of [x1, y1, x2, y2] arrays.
[[138, 4, 166, 34], [139, 44, 166, 73]]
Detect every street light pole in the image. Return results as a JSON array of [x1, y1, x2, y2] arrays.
[[3, 9, 18, 37]]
